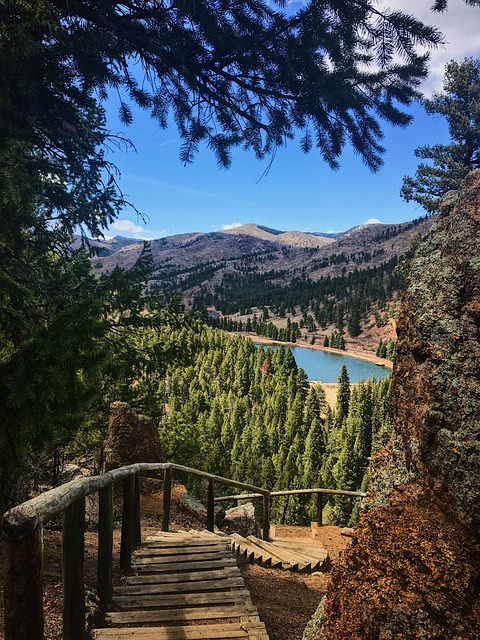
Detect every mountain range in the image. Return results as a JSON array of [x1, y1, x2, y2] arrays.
[[92, 218, 433, 302]]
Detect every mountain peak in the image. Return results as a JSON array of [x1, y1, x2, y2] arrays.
[[221, 223, 335, 248]]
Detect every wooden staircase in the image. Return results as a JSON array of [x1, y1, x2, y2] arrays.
[[229, 533, 328, 573], [95, 530, 269, 639]]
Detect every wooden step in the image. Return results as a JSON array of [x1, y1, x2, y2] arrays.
[[142, 539, 227, 548], [95, 620, 267, 639], [115, 576, 245, 596], [113, 590, 254, 610], [229, 534, 278, 568], [132, 557, 238, 573], [231, 534, 295, 570], [105, 605, 259, 625], [134, 544, 229, 557], [132, 550, 230, 564], [124, 567, 241, 585]]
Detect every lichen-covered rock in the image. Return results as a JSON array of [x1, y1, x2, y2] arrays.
[[103, 401, 166, 471], [310, 171, 480, 640]]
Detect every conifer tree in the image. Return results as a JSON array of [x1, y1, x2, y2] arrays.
[[335, 365, 351, 427], [401, 58, 480, 212]]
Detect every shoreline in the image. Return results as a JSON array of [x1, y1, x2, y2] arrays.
[[230, 332, 393, 369]]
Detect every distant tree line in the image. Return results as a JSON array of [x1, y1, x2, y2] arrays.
[[193, 255, 405, 335]]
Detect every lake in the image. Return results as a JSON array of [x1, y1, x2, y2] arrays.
[[256, 343, 391, 383]]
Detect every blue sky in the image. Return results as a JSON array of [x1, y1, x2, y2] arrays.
[[103, 0, 480, 240]]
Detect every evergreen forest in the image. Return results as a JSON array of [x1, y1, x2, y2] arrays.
[[127, 326, 394, 526]]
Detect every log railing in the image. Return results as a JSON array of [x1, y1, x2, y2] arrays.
[[2, 462, 268, 640], [2, 461, 365, 640], [214, 487, 367, 527]]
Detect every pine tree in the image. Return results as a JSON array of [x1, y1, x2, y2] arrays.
[[401, 58, 480, 213], [335, 365, 351, 427]]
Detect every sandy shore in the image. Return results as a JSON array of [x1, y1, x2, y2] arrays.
[[235, 332, 393, 369]]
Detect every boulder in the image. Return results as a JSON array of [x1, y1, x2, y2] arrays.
[[103, 401, 166, 471], [222, 502, 261, 537], [309, 171, 480, 639], [177, 489, 226, 527]]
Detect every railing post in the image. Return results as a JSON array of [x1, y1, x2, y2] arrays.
[[133, 472, 141, 548], [63, 496, 85, 640], [162, 466, 172, 532], [120, 474, 134, 572], [262, 493, 270, 541], [4, 525, 44, 640], [207, 477, 215, 532], [316, 491, 323, 527], [97, 483, 113, 604]]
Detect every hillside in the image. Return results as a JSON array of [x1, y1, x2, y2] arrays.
[[94, 217, 433, 349]]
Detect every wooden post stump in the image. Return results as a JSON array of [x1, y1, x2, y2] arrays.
[[98, 484, 113, 604], [262, 494, 270, 541], [120, 475, 135, 572], [4, 525, 44, 640], [63, 496, 86, 640], [316, 492, 323, 527], [207, 477, 215, 532], [133, 472, 141, 548], [162, 466, 172, 532]]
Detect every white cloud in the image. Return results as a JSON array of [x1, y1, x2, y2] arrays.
[[110, 219, 146, 235], [222, 222, 243, 230], [109, 220, 147, 240], [364, 217, 382, 225], [388, 0, 480, 94]]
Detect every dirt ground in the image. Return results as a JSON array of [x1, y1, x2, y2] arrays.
[[0, 490, 351, 640], [241, 525, 351, 640]]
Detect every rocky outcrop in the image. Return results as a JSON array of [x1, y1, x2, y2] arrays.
[[309, 171, 480, 639], [103, 401, 166, 471]]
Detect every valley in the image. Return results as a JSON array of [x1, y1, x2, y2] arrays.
[[93, 217, 432, 352]]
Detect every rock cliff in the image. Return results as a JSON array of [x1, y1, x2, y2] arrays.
[[309, 171, 480, 639]]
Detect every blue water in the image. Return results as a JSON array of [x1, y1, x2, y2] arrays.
[[256, 343, 391, 383]]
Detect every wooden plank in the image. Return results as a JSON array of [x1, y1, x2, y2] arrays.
[[141, 539, 227, 549], [133, 558, 238, 573], [230, 535, 282, 569], [272, 543, 328, 559], [124, 567, 241, 585], [132, 551, 230, 564], [269, 542, 327, 564], [105, 605, 258, 624], [134, 544, 229, 557], [112, 590, 254, 609], [231, 542, 269, 568], [95, 621, 265, 639], [114, 576, 245, 595]]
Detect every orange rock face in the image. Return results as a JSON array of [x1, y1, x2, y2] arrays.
[[314, 171, 480, 639]]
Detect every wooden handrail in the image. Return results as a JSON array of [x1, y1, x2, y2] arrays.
[[214, 487, 367, 529], [2, 461, 271, 640], [214, 488, 367, 502], [2, 461, 362, 640]]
